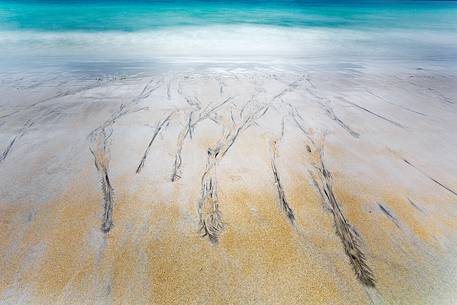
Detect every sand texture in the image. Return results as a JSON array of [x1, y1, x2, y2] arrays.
[[0, 62, 457, 304]]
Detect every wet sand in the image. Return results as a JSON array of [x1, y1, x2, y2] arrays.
[[0, 61, 457, 304]]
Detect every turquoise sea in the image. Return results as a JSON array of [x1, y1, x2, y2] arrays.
[[0, 0, 457, 62]]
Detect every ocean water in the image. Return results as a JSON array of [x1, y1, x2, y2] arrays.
[[0, 0, 457, 63]]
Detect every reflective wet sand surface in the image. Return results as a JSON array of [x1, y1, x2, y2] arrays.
[[1, 61, 456, 304]]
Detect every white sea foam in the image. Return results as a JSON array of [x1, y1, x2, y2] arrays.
[[0, 25, 456, 62]]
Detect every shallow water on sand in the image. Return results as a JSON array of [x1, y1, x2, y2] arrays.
[[0, 61, 457, 304], [1, 1, 457, 304]]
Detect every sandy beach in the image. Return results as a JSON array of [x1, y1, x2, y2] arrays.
[[0, 59, 456, 304]]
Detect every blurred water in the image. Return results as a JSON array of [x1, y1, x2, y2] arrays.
[[1, 0, 457, 31], [0, 0, 456, 63]]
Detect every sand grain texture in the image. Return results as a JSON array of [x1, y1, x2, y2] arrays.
[[0, 62, 457, 304]]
